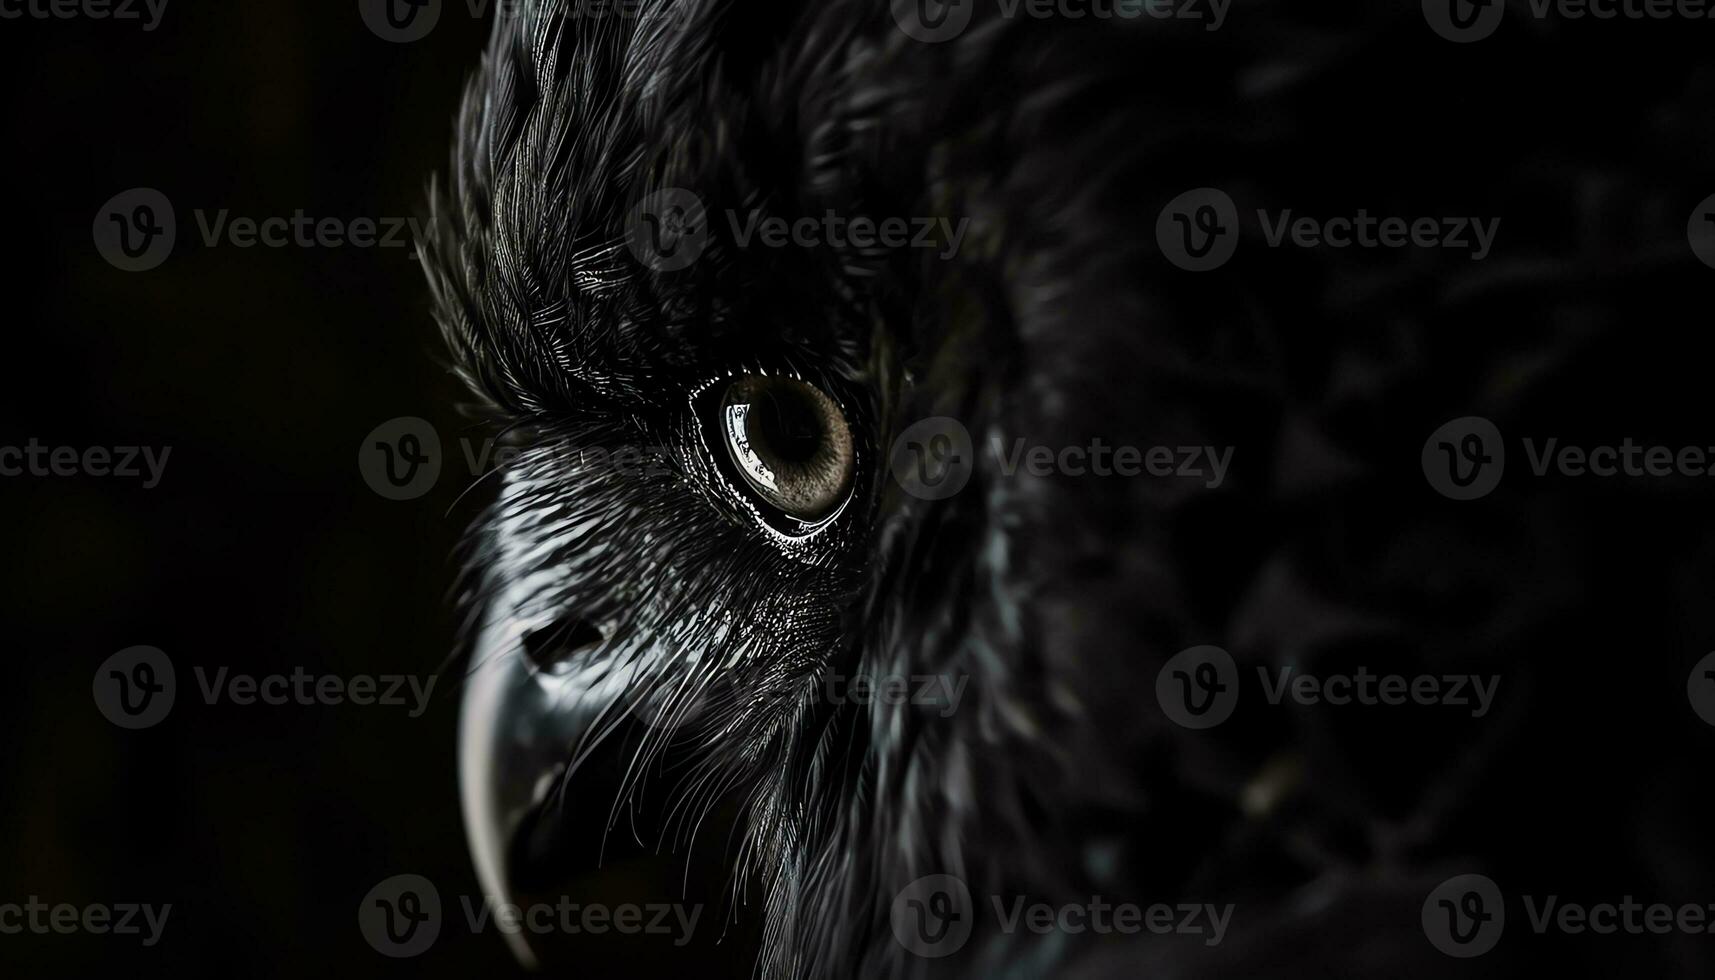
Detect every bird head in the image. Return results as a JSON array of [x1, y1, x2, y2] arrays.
[[417, 3, 1194, 974], [417, 2, 1684, 977]]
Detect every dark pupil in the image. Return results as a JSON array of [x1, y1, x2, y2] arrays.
[[749, 386, 823, 466]]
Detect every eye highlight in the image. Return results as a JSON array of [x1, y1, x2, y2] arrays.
[[705, 374, 855, 527]]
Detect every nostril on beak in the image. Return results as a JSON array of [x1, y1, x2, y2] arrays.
[[521, 618, 603, 674], [461, 598, 629, 969]]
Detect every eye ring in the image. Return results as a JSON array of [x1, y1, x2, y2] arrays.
[[692, 372, 858, 538]]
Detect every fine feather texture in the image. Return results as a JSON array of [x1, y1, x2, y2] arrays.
[[423, 2, 1715, 977]]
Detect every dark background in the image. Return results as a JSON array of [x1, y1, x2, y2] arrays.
[[5, 2, 1715, 978], [0, 3, 751, 975]]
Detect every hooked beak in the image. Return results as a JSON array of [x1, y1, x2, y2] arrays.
[[458, 572, 632, 968]]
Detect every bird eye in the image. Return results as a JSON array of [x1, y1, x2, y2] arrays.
[[702, 374, 855, 527]]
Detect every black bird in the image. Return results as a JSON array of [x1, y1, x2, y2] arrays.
[[422, 2, 1715, 977]]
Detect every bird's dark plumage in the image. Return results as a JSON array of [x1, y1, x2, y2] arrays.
[[423, 2, 1715, 977]]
